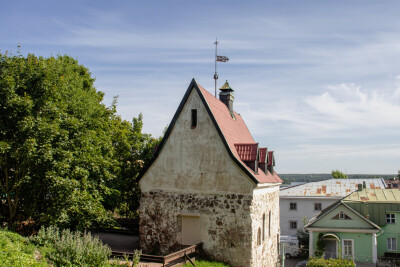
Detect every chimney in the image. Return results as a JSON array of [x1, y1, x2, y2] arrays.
[[219, 80, 234, 114]]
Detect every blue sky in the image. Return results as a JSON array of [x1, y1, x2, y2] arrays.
[[2, 1, 400, 174]]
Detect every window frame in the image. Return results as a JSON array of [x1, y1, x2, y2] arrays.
[[387, 238, 397, 251], [386, 213, 396, 224], [342, 239, 354, 258], [289, 220, 297, 229], [314, 203, 322, 211], [289, 202, 297, 211], [191, 109, 197, 128], [339, 211, 345, 220]]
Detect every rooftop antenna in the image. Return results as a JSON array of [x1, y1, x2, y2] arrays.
[[213, 38, 229, 97]]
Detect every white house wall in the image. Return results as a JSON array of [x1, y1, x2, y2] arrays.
[[280, 197, 338, 236]]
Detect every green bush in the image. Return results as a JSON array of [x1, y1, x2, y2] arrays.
[[307, 257, 355, 267], [31, 226, 111, 266], [182, 258, 231, 267], [0, 229, 47, 267]]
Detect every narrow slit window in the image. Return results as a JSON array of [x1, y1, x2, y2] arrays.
[[269, 211, 271, 236], [191, 109, 197, 128], [262, 214, 265, 241]]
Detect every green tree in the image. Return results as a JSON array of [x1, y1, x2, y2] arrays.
[[331, 169, 348, 179], [107, 110, 160, 218], [296, 216, 309, 256], [0, 51, 158, 229]]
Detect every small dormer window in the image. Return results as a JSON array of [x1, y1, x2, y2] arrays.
[[332, 211, 352, 220], [339, 211, 345, 219], [191, 109, 197, 128]]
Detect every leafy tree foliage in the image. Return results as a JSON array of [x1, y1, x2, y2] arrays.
[[331, 169, 348, 179], [0, 51, 158, 229], [296, 217, 309, 251]]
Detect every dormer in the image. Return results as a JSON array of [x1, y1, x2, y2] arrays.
[[258, 147, 268, 174], [234, 143, 259, 173], [267, 151, 275, 174]]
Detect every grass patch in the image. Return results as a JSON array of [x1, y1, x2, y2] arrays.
[[182, 259, 231, 267], [0, 229, 48, 267]]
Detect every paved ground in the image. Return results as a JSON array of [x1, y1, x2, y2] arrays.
[[93, 231, 140, 253], [284, 258, 307, 267]]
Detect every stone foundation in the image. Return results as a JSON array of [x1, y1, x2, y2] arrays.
[[139, 191, 253, 266], [140, 187, 280, 267]]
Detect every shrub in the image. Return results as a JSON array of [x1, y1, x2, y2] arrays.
[[307, 257, 355, 267], [31, 226, 111, 266], [0, 229, 47, 267], [132, 250, 141, 267]]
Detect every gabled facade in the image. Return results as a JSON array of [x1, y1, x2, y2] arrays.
[[279, 178, 386, 236], [138, 79, 282, 267], [306, 189, 400, 264]]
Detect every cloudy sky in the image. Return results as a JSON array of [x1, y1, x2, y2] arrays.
[[2, 0, 400, 174]]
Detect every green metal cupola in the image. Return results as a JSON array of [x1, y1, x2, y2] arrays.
[[219, 80, 234, 113]]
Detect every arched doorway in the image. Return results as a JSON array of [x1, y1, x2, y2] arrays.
[[320, 233, 340, 259]]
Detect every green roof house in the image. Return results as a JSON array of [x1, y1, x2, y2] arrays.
[[306, 189, 400, 264]]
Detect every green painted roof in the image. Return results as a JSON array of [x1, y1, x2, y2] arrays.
[[343, 189, 400, 203], [219, 80, 233, 91]]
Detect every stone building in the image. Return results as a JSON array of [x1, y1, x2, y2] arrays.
[[138, 79, 282, 267]]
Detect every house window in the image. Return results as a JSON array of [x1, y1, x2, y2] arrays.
[[289, 221, 297, 229], [262, 214, 265, 241], [191, 109, 197, 128], [257, 228, 261, 246], [386, 213, 396, 224], [343, 240, 354, 258], [314, 203, 322, 211], [388, 238, 397, 251], [339, 211, 345, 220], [289, 202, 297, 211]]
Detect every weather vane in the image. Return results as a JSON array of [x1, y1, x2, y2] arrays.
[[214, 38, 229, 97]]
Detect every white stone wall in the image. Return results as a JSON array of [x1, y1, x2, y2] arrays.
[[139, 86, 281, 266], [251, 185, 280, 267]]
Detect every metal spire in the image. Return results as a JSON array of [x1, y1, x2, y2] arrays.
[[213, 38, 229, 97], [214, 38, 219, 97]]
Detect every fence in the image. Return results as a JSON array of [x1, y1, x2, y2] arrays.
[[112, 243, 202, 267]]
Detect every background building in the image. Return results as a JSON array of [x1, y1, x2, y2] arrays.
[[280, 178, 386, 236]]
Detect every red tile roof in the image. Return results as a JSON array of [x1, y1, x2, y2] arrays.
[[235, 143, 259, 161], [267, 151, 274, 166], [259, 147, 267, 163], [197, 83, 282, 184]]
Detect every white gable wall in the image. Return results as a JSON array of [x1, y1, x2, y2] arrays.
[[140, 87, 255, 194]]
